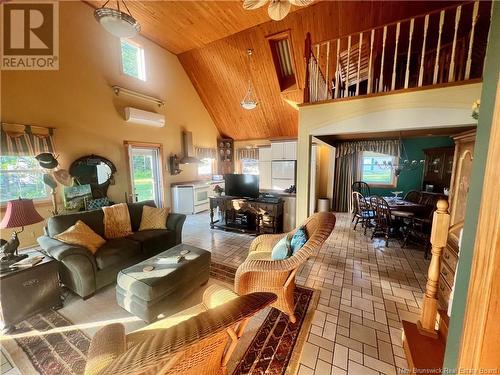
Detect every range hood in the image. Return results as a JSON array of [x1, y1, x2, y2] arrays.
[[180, 131, 201, 164]]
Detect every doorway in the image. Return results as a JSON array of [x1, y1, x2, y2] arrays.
[[125, 142, 164, 207]]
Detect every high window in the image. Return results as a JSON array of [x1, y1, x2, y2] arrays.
[[268, 31, 297, 92], [0, 156, 48, 203], [121, 39, 146, 81], [359, 151, 397, 187]]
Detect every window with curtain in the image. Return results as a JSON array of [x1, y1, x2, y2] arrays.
[[0, 123, 56, 203], [359, 151, 397, 187], [0, 156, 48, 202]]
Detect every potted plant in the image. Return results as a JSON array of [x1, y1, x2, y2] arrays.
[[213, 184, 224, 197]]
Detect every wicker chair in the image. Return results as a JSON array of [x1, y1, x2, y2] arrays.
[[84, 285, 276, 375], [235, 212, 336, 323]]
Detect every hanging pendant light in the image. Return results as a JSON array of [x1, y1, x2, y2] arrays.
[[241, 49, 258, 110], [95, 0, 141, 38], [376, 133, 424, 176]]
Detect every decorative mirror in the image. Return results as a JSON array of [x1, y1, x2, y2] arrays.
[[69, 155, 116, 198]]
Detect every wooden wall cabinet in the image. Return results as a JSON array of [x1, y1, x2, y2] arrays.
[[422, 147, 455, 193], [217, 138, 234, 175]]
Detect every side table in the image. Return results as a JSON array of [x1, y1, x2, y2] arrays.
[[0, 251, 62, 331]]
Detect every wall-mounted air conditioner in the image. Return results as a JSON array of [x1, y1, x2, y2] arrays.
[[124, 107, 165, 127]]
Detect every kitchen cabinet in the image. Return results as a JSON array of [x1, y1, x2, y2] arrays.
[[258, 146, 272, 162], [259, 161, 272, 189], [271, 141, 297, 160]]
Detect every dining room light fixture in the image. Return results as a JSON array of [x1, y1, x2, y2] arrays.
[[376, 134, 424, 176], [94, 0, 141, 38], [243, 0, 314, 21], [241, 49, 258, 111]]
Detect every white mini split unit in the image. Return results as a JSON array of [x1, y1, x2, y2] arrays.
[[124, 107, 165, 127]]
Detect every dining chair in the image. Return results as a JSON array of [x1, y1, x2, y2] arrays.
[[352, 192, 375, 234], [402, 209, 434, 258], [404, 190, 422, 204], [370, 195, 400, 246], [352, 181, 371, 198]]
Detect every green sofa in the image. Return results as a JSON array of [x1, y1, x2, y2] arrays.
[[37, 201, 186, 299]]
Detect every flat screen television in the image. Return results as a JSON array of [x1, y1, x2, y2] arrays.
[[224, 174, 259, 198]]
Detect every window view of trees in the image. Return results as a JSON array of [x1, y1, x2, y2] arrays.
[[360, 152, 395, 186], [0, 156, 48, 202], [241, 159, 259, 175], [121, 39, 145, 81], [132, 154, 154, 202]]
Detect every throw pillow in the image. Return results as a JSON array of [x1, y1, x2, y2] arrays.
[[290, 226, 308, 255], [139, 206, 170, 231], [85, 197, 110, 210], [271, 235, 292, 260], [102, 203, 133, 239], [55, 220, 105, 254]]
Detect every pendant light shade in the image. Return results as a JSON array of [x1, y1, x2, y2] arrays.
[[241, 49, 258, 111], [268, 0, 291, 21], [95, 1, 140, 38], [243, 0, 313, 21]]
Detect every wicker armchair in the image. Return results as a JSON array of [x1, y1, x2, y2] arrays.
[[84, 285, 276, 375], [234, 212, 336, 323]]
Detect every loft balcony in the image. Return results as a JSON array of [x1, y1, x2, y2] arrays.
[[303, 1, 492, 104]]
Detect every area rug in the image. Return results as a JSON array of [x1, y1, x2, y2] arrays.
[[5, 261, 318, 375], [12, 310, 90, 375]]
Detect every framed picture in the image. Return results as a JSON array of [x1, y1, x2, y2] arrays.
[[63, 184, 92, 211]]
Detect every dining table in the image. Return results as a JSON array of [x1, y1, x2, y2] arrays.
[[382, 197, 427, 214]]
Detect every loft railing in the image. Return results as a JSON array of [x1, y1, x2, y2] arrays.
[[303, 1, 491, 104]]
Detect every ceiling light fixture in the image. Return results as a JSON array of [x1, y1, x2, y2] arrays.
[[243, 0, 313, 21], [241, 49, 258, 111], [94, 0, 140, 38]]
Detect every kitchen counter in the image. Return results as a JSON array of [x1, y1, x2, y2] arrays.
[[170, 180, 223, 187]]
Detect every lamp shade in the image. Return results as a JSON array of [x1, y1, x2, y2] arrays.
[[0, 199, 44, 229]]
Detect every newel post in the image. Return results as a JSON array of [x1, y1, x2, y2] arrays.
[[417, 199, 450, 338], [303, 32, 312, 103]]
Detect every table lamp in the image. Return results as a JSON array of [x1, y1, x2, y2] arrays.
[[0, 198, 44, 262]]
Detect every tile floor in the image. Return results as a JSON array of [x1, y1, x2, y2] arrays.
[[183, 211, 430, 375]]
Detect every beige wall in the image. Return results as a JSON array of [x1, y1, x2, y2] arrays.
[[0, 2, 219, 247], [296, 83, 482, 222]]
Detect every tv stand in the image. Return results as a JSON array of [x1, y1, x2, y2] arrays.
[[209, 196, 284, 234]]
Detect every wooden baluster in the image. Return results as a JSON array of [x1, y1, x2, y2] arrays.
[[418, 14, 429, 87], [303, 32, 312, 103], [433, 10, 445, 85], [356, 32, 363, 96], [345, 35, 351, 98], [465, 1, 479, 80], [391, 22, 400, 91], [325, 41, 330, 99], [316, 44, 320, 100], [379, 26, 387, 93], [367, 29, 375, 94], [404, 18, 414, 89], [417, 199, 451, 337], [335, 38, 340, 99], [449, 5, 462, 82]]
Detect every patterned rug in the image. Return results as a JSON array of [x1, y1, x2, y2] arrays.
[[7, 261, 318, 375], [13, 310, 90, 375]]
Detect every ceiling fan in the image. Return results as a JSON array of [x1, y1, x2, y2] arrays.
[[243, 0, 314, 21]]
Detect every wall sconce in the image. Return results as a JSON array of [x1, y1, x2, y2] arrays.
[[168, 154, 182, 175]]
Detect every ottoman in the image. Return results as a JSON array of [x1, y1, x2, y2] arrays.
[[116, 243, 211, 322]]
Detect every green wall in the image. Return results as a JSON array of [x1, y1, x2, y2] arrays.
[[443, 1, 500, 370], [369, 136, 454, 197]]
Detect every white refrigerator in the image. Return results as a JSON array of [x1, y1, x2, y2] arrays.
[[271, 161, 296, 191]]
